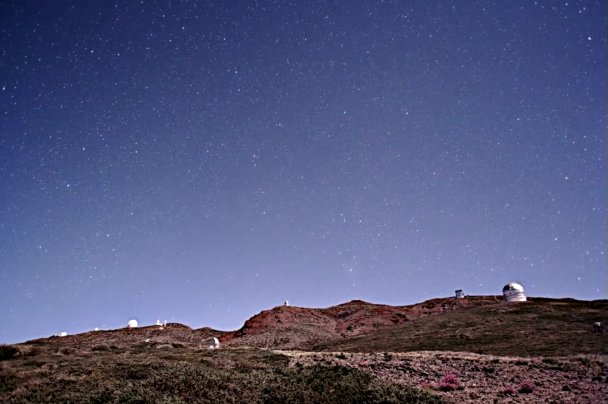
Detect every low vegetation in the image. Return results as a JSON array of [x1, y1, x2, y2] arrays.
[[0, 345, 444, 403], [315, 299, 608, 357]]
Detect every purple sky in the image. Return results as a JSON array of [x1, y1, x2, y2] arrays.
[[1, 0, 606, 344]]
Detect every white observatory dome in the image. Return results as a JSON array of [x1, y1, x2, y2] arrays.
[[502, 282, 526, 302], [206, 337, 220, 351], [127, 319, 139, 328], [60, 332, 67, 337]]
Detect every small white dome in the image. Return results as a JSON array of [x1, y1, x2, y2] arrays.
[[60, 332, 67, 337], [127, 319, 139, 328], [502, 282, 526, 302]]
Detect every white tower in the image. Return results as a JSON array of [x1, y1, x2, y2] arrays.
[[284, 300, 289, 306], [502, 282, 526, 302], [455, 289, 465, 298]]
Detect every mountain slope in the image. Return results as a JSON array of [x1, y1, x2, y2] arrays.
[[220, 296, 502, 349], [313, 298, 608, 357]]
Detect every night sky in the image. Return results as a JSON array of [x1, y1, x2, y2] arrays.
[[1, 1, 606, 344]]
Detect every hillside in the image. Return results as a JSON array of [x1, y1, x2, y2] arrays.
[[0, 345, 444, 404], [4, 296, 607, 403], [26, 323, 226, 350], [314, 298, 608, 357], [220, 296, 503, 349], [24, 296, 608, 356]]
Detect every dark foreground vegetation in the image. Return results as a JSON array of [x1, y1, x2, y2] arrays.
[[0, 344, 443, 404]]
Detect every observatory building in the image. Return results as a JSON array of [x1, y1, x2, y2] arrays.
[[206, 337, 220, 351], [502, 282, 526, 302], [127, 319, 139, 328], [455, 289, 465, 299]]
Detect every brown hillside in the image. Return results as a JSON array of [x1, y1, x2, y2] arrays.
[[23, 296, 607, 356], [314, 298, 608, 357], [221, 296, 502, 349], [26, 323, 226, 349]]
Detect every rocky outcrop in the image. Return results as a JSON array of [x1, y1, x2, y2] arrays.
[[220, 296, 502, 348]]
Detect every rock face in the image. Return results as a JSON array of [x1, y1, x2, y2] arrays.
[[220, 296, 502, 349]]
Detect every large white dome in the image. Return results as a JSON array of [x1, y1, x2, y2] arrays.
[[502, 282, 526, 302], [127, 319, 139, 328]]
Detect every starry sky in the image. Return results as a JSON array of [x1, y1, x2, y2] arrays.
[[1, 1, 606, 344]]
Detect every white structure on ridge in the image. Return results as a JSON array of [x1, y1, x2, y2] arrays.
[[127, 319, 139, 328], [156, 319, 161, 326], [207, 337, 220, 351], [502, 282, 526, 302], [284, 300, 289, 306], [60, 332, 67, 337], [455, 289, 465, 299]]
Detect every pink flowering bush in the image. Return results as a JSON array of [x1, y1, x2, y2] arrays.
[[421, 374, 461, 392], [441, 374, 459, 386], [518, 381, 535, 393]]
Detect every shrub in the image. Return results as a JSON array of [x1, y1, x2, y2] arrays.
[[0, 365, 18, 392], [59, 347, 76, 355], [518, 381, 535, 393], [420, 375, 460, 392], [440, 374, 459, 387], [91, 344, 110, 351], [498, 386, 516, 396], [0, 344, 19, 361], [437, 383, 456, 391], [26, 346, 45, 356]]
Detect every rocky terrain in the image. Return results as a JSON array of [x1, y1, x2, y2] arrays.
[[4, 295, 606, 403], [282, 350, 607, 404], [220, 296, 502, 349]]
